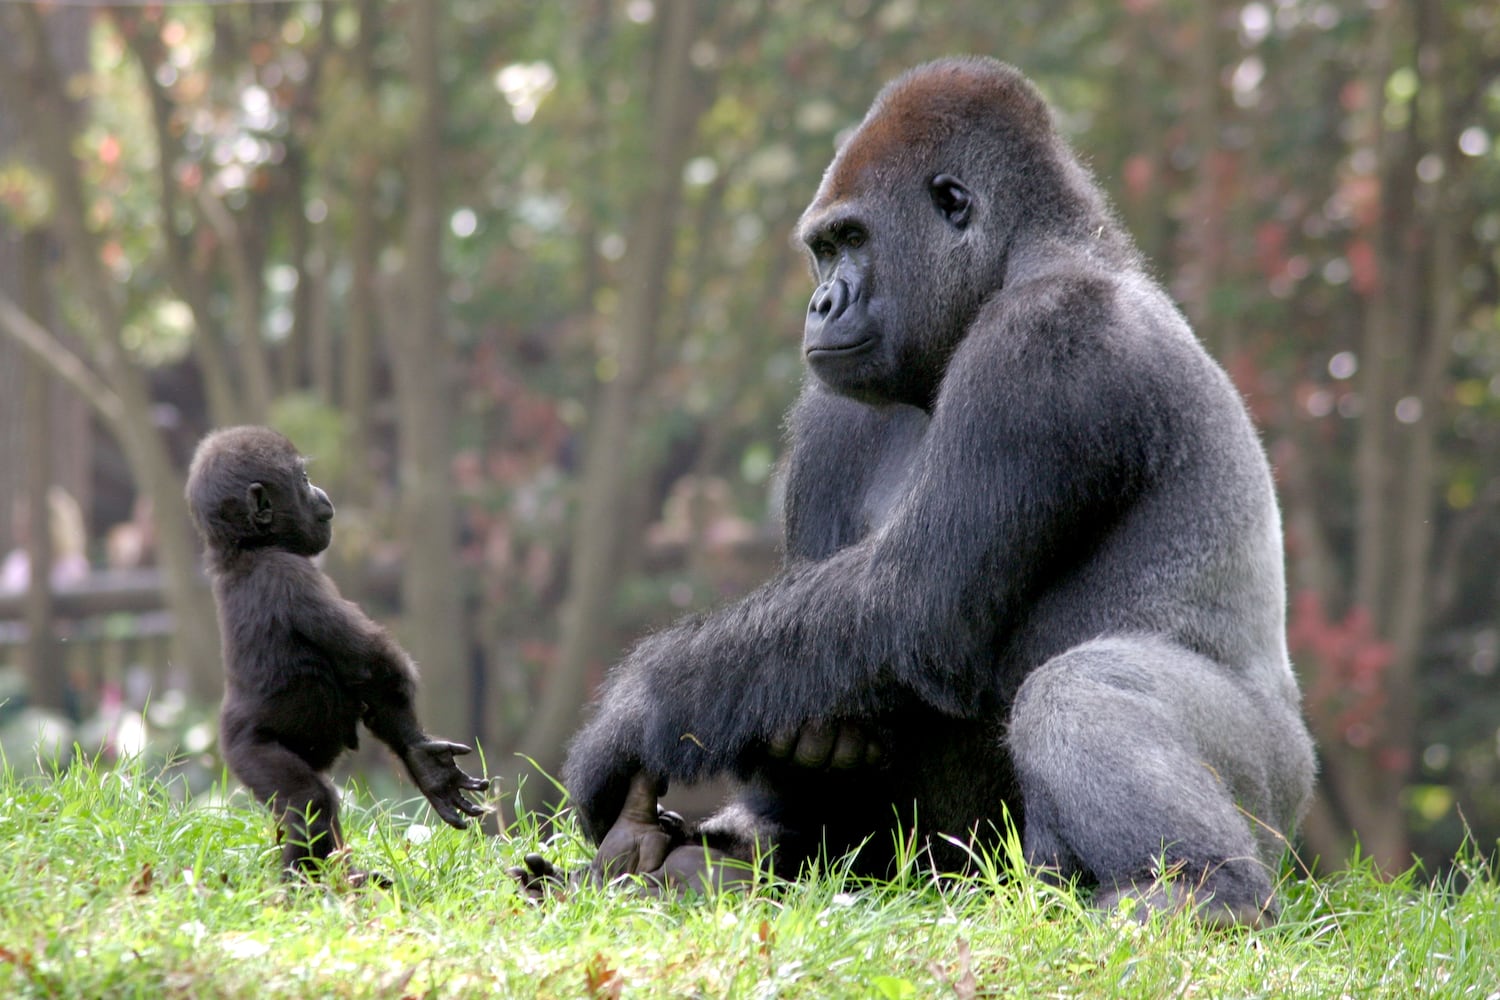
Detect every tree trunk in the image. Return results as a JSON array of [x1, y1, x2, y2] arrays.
[[1372, 0, 1458, 873], [1176, 0, 1229, 354], [19, 232, 65, 713], [117, 13, 244, 428], [2, 5, 222, 699], [342, 0, 381, 514], [513, 0, 709, 800], [388, 1, 468, 742], [1301, 0, 1459, 873]]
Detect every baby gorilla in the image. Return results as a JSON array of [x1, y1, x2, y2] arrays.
[[186, 426, 487, 883]]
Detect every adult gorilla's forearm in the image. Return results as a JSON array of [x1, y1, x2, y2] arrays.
[[570, 345, 1144, 834]]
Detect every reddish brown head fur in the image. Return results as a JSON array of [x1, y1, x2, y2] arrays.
[[813, 58, 1053, 210]]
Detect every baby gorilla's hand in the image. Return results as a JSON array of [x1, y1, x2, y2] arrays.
[[767, 719, 883, 769], [403, 740, 490, 829]]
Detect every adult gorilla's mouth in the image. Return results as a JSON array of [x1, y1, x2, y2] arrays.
[[806, 338, 875, 358]]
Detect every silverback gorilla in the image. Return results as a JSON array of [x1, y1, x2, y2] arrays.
[[561, 57, 1315, 924], [187, 426, 488, 883]]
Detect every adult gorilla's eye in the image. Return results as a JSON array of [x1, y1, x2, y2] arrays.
[[843, 227, 866, 249], [812, 239, 836, 260]]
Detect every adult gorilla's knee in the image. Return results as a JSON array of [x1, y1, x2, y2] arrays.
[[1008, 641, 1279, 923], [1006, 647, 1120, 878]]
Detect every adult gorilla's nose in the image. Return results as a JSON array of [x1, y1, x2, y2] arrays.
[[809, 276, 851, 322]]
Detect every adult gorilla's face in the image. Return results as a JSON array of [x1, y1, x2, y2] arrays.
[[799, 156, 983, 412], [799, 207, 883, 398]]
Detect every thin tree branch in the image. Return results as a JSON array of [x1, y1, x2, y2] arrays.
[[0, 289, 123, 426]]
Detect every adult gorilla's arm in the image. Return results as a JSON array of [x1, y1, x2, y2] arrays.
[[567, 276, 1159, 839]]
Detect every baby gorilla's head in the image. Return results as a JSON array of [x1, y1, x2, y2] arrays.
[[186, 426, 334, 558]]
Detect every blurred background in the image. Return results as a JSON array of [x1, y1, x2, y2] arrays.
[[0, 0, 1497, 877]]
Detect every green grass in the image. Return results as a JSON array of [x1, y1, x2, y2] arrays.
[[1, 755, 1497, 999]]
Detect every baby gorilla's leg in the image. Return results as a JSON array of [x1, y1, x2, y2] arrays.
[[230, 739, 390, 886]]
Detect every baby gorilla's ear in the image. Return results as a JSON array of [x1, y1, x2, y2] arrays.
[[247, 482, 275, 528]]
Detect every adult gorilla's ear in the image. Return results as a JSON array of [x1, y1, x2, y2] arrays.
[[247, 482, 275, 529], [930, 174, 972, 229]]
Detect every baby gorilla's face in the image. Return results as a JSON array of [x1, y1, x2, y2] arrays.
[[291, 467, 335, 556], [186, 426, 339, 559]]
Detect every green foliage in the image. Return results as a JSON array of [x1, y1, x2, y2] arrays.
[[268, 394, 352, 488], [120, 297, 194, 366], [0, 162, 53, 231], [0, 758, 1498, 998]]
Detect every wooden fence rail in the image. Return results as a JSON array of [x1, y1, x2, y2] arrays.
[[0, 568, 174, 717]]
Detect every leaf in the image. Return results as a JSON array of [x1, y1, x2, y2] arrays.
[[953, 938, 976, 1000], [0, 945, 34, 973], [584, 953, 623, 1000], [129, 861, 154, 895], [928, 938, 977, 1000], [757, 918, 774, 957]]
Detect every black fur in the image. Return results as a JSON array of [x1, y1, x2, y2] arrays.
[[564, 57, 1314, 922], [186, 426, 486, 880]]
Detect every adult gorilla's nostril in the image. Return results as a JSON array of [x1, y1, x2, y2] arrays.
[[811, 278, 850, 321]]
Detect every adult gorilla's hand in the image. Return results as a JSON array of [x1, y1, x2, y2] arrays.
[[403, 739, 490, 829], [564, 628, 692, 843], [591, 771, 755, 896], [593, 771, 686, 881], [768, 719, 884, 769]]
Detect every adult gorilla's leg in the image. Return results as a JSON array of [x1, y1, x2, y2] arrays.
[[1007, 636, 1310, 926], [229, 739, 345, 877]]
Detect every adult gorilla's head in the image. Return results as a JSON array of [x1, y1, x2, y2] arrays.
[[795, 56, 1123, 410]]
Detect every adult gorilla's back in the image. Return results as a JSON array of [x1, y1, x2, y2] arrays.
[[563, 56, 1315, 924]]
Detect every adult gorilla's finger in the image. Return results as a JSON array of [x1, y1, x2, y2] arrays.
[[767, 728, 798, 759], [617, 770, 664, 824], [594, 772, 675, 880], [634, 828, 676, 874], [829, 724, 867, 768], [792, 720, 836, 767]]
